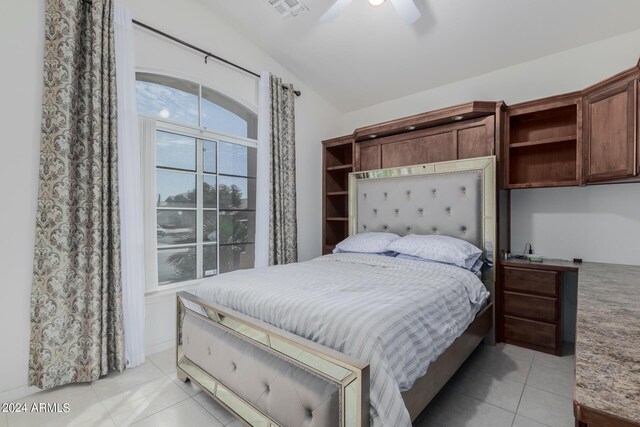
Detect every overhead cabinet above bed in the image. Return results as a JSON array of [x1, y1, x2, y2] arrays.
[[322, 102, 502, 253], [356, 115, 495, 170]]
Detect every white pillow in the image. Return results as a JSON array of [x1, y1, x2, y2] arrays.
[[333, 232, 400, 254], [396, 253, 484, 274], [386, 234, 482, 270]]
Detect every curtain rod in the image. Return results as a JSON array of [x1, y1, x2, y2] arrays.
[[81, 0, 301, 96]]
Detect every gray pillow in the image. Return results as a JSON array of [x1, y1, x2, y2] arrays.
[[387, 234, 482, 270], [333, 232, 400, 254]]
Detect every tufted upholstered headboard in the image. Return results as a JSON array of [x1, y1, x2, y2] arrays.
[[348, 156, 496, 269]]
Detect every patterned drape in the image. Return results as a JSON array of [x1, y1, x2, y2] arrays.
[[269, 76, 298, 265], [29, 0, 124, 389]]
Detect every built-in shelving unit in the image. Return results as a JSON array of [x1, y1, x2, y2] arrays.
[[322, 136, 354, 254], [506, 98, 581, 188]]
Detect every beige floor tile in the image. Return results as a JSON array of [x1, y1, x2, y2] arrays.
[[192, 392, 237, 425], [131, 399, 224, 427], [416, 388, 515, 427], [91, 363, 165, 402], [6, 383, 112, 427], [171, 374, 203, 397], [147, 349, 201, 396], [100, 376, 190, 426], [493, 344, 537, 362], [147, 350, 175, 376], [75, 417, 117, 427], [531, 349, 575, 374], [465, 343, 535, 384], [517, 386, 574, 427], [448, 364, 526, 412], [512, 415, 550, 427], [526, 361, 574, 399]]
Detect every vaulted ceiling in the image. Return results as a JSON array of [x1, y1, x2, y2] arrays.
[[202, 0, 640, 112]]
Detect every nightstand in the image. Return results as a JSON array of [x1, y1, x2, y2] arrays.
[[499, 259, 579, 355]]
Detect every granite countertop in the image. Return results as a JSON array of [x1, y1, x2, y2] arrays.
[[502, 259, 640, 423], [573, 263, 640, 424]]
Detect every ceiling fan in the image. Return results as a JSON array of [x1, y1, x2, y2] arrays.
[[321, 0, 421, 23]]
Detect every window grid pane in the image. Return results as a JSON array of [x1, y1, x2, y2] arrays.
[[158, 246, 197, 285], [157, 209, 196, 246], [156, 131, 196, 171], [156, 170, 196, 208], [136, 73, 199, 126]]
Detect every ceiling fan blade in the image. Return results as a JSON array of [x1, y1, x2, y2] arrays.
[[320, 0, 353, 22], [390, 0, 421, 23]]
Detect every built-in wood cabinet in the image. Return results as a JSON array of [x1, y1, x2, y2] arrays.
[[322, 136, 354, 254], [501, 62, 640, 188], [504, 94, 581, 188], [358, 144, 381, 171], [583, 77, 638, 183], [356, 115, 495, 171]]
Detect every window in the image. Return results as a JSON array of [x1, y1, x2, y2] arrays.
[[136, 72, 257, 139], [137, 73, 257, 290]]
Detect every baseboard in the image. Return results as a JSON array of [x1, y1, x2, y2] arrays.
[[145, 338, 175, 356], [0, 384, 41, 403]]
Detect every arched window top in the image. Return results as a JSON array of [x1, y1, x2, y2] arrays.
[[136, 72, 258, 140]]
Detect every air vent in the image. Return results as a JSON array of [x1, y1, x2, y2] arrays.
[[267, 0, 309, 19]]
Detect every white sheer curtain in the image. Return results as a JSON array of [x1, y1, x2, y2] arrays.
[[255, 72, 271, 268], [114, 2, 146, 368]]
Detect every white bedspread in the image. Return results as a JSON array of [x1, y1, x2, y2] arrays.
[[194, 253, 489, 427]]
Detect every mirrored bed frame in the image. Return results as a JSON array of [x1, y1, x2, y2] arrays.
[[175, 155, 496, 427]]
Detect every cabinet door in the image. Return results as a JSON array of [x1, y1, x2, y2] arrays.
[[457, 115, 495, 159], [584, 79, 637, 182], [358, 144, 381, 171], [381, 131, 456, 168]]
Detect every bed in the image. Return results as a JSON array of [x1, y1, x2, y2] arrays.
[[175, 156, 496, 427]]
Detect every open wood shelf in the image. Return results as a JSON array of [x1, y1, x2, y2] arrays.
[[325, 143, 353, 168], [507, 102, 580, 188], [323, 136, 354, 254], [326, 164, 353, 171], [510, 135, 577, 149]]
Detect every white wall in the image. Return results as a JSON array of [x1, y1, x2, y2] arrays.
[[0, 0, 45, 403], [511, 183, 640, 265], [0, 0, 341, 401], [342, 29, 640, 265]]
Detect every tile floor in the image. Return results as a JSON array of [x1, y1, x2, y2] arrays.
[[4, 343, 575, 427]]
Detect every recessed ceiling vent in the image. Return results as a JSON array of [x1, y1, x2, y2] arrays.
[[268, 0, 309, 19]]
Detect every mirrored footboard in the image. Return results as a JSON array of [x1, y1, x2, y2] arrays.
[[176, 292, 370, 427]]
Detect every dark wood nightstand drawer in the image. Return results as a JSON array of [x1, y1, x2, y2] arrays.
[[504, 316, 557, 350], [504, 266, 559, 297], [504, 292, 558, 323]]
